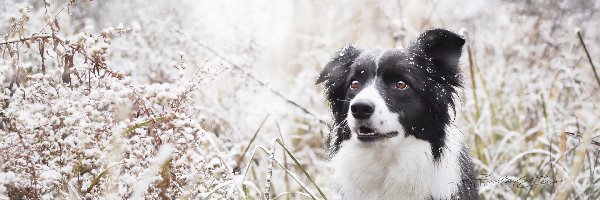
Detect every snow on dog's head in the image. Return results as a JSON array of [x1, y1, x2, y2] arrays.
[[317, 29, 465, 159]]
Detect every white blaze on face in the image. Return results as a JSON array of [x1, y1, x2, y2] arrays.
[[347, 83, 405, 138]]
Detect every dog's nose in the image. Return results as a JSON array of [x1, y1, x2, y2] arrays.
[[351, 99, 375, 119]]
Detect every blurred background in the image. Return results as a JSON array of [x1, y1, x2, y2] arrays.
[[1, 0, 599, 199]]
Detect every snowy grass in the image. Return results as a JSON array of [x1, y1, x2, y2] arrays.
[[1, 0, 599, 199]]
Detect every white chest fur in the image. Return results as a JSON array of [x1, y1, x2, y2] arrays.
[[329, 126, 464, 200]]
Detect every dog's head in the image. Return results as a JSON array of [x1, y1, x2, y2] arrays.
[[317, 29, 465, 158]]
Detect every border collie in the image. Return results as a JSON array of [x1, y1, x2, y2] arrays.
[[316, 29, 478, 200]]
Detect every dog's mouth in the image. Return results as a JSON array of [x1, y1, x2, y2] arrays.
[[356, 126, 399, 142]]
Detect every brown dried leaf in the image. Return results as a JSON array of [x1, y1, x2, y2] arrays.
[[54, 18, 60, 31], [39, 40, 45, 73], [62, 54, 72, 84], [51, 18, 61, 32]]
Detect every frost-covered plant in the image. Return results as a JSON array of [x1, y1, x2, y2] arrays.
[[1, 1, 242, 199]]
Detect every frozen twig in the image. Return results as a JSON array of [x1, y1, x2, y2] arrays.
[[463, 30, 480, 119], [0, 34, 55, 45], [235, 114, 270, 171], [189, 39, 328, 125], [576, 29, 600, 88], [275, 138, 328, 200], [264, 139, 277, 200]]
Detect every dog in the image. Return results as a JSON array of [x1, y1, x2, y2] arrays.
[[316, 29, 479, 200]]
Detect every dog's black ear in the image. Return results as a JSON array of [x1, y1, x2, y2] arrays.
[[409, 28, 465, 86], [316, 45, 361, 122], [316, 45, 361, 85]]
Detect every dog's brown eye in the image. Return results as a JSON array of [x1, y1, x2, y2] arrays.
[[350, 81, 360, 89], [395, 81, 408, 90]]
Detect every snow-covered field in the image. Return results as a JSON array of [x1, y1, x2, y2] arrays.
[[1, 0, 599, 199]]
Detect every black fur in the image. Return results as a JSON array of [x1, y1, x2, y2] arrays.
[[456, 147, 479, 199]]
